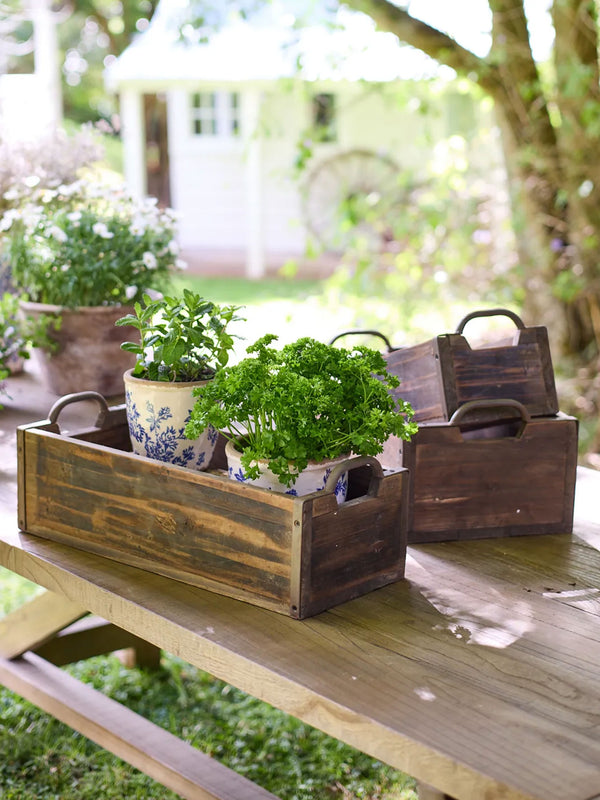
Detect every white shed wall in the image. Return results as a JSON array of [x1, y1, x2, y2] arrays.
[[259, 90, 307, 254], [168, 89, 247, 250], [152, 84, 499, 270]]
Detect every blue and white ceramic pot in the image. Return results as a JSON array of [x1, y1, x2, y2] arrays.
[[123, 369, 218, 471], [225, 440, 349, 504]]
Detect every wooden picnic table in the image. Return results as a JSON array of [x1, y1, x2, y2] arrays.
[[1, 366, 600, 800]]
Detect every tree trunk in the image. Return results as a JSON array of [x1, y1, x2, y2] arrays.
[[551, 0, 600, 355], [342, 0, 600, 359]]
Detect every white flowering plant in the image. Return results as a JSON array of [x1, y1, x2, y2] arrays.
[[1, 180, 184, 308]]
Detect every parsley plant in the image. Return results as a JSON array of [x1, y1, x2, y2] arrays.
[[185, 333, 417, 487]]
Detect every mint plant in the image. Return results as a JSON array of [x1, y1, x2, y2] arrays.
[[185, 333, 417, 487], [116, 290, 243, 382]]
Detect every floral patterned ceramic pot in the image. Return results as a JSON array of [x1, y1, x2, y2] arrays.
[[123, 369, 217, 471], [224, 440, 349, 504]]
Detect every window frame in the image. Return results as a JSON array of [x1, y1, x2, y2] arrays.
[[189, 90, 241, 139]]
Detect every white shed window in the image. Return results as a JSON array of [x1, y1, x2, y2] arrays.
[[190, 91, 240, 137], [312, 93, 337, 142]]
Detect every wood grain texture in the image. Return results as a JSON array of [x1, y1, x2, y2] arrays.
[[403, 413, 578, 542], [17, 422, 408, 618], [5, 382, 600, 800], [0, 589, 86, 658], [384, 326, 558, 423], [1, 470, 600, 800], [385, 340, 448, 422], [33, 614, 161, 668]]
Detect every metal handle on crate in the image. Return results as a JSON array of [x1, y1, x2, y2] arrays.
[[323, 455, 384, 497], [449, 398, 531, 426], [328, 330, 397, 352], [455, 308, 525, 334], [47, 391, 113, 430]]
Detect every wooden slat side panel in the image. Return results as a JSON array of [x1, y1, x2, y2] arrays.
[[73, 424, 132, 450], [448, 328, 558, 418], [300, 472, 407, 618], [21, 431, 294, 605], [16, 425, 28, 531], [407, 417, 577, 542], [383, 325, 557, 424], [384, 341, 446, 423]]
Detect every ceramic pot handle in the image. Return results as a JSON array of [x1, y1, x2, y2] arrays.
[[47, 391, 113, 431], [449, 398, 531, 426], [328, 330, 397, 352], [455, 308, 525, 334], [323, 455, 384, 498]]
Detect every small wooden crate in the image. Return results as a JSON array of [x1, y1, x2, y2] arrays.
[[17, 393, 409, 619], [365, 309, 557, 424], [382, 399, 578, 544]]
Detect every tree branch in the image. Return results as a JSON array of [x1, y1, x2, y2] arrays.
[[340, 0, 494, 85]]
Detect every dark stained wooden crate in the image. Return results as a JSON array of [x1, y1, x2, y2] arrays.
[[332, 309, 558, 424], [382, 399, 578, 544], [17, 393, 409, 619], [386, 309, 558, 423]]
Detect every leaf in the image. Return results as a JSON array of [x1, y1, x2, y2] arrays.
[[186, 334, 417, 486]]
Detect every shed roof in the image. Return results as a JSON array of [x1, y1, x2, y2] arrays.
[[105, 0, 443, 88]]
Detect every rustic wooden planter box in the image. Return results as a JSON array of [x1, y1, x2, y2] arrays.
[[332, 309, 559, 425], [383, 399, 578, 544], [17, 393, 409, 619], [386, 309, 558, 424]]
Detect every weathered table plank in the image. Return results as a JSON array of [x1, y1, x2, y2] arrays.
[[1, 368, 600, 799]]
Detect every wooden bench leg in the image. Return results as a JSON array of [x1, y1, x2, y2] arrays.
[[0, 651, 279, 800], [0, 589, 87, 658], [0, 591, 161, 668], [34, 615, 162, 669], [417, 783, 456, 800]]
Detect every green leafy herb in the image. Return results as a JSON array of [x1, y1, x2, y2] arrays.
[[185, 333, 417, 486], [116, 289, 243, 382], [0, 291, 58, 404]]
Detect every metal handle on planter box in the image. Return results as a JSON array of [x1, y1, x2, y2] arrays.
[[323, 455, 384, 498], [455, 308, 525, 334], [449, 398, 531, 426], [47, 391, 115, 431], [328, 330, 398, 352]]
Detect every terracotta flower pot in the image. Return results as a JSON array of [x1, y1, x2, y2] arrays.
[[123, 369, 218, 471], [21, 301, 136, 397], [224, 440, 349, 503]]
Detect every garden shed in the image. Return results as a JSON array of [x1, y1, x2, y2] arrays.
[[105, 0, 494, 277]]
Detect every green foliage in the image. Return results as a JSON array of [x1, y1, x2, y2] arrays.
[[313, 139, 518, 338], [116, 290, 243, 382], [186, 333, 417, 487], [0, 293, 56, 401], [56, 1, 161, 124], [2, 181, 178, 308], [0, 293, 37, 371]]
